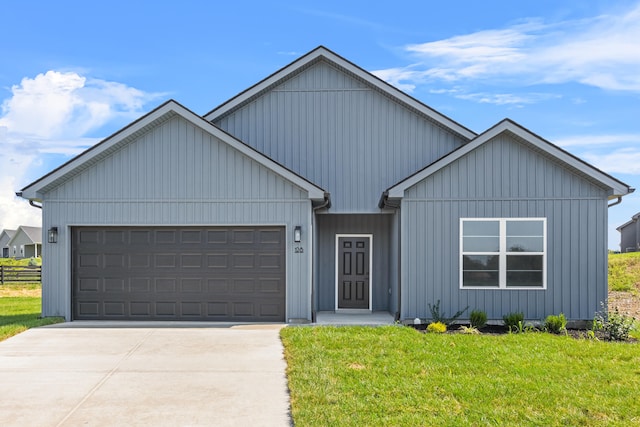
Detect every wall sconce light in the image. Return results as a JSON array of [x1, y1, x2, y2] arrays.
[[48, 227, 58, 244], [294, 226, 302, 243]]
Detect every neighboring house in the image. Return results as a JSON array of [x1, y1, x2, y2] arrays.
[[18, 47, 634, 323], [617, 212, 640, 252], [0, 229, 16, 258], [6, 226, 42, 259]]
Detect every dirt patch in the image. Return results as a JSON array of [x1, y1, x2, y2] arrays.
[[0, 285, 41, 298], [608, 285, 640, 321]]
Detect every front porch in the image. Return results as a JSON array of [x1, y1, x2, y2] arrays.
[[314, 311, 395, 325]]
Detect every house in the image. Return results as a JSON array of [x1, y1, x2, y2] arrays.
[[6, 226, 42, 259], [0, 229, 16, 258], [617, 212, 640, 252], [18, 46, 633, 323]]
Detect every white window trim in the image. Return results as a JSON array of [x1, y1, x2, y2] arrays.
[[459, 218, 547, 290]]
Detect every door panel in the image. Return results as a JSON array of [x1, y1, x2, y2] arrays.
[[337, 236, 370, 309]]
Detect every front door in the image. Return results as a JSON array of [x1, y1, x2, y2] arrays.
[[337, 235, 371, 309]]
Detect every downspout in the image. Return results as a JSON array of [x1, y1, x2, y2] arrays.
[[379, 191, 402, 321], [609, 188, 635, 207], [310, 192, 331, 323], [607, 197, 622, 208]]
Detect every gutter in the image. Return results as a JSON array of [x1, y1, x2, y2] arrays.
[[15, 191, 42, 209], [608, 187, 635, 208], [378, 191, 401, 210], [312, 192, 331, 211]]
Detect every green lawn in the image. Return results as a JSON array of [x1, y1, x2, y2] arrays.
[[281, 326, 640, 426], [609, 251, 640, 293], [0, 284, 63, 341]]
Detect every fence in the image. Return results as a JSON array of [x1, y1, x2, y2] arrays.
[[0, 266, 42, 284]]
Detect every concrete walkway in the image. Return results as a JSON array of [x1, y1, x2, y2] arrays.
[[0, 324, 291, 427]]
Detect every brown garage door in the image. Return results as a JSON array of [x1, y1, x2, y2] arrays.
[[72, 226, 285, 321]]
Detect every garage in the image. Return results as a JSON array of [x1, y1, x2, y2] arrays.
[[72, 226, 286, 321]]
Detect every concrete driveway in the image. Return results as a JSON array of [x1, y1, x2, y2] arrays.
[[0, 323, 291, 427]]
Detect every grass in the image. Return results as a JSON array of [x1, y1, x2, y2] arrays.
[[609, 251, 640, 293], [281, 326, 640, 426], [0, 283, 63, 342], [0, 257, 41, 266]]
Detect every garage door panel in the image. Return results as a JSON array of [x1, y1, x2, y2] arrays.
[[233, 254, 255, 268], [78, 230, 100, 244], [131, 302, 151, 316], [72, 226, 285, 321], [78, 302, 100, 316], [181, 254, 202, 268]]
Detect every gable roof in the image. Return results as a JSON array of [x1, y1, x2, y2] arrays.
[[8, 226, 42, 246], [1, 229, 16, 239], [204, 46, 476, 141], [384, 119, 634, 201], [19, 100, 328, 203], [617, 212, 640, 231]]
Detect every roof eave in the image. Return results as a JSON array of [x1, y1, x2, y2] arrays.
[[19, 100, 327, 203], [385, 119, 634, 199]]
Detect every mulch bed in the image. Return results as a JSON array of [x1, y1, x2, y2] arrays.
[[409, 323, 635, 342]]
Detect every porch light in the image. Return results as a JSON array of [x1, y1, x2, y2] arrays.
[[48, 227, 58, 244], [294, 226, 302, 243]]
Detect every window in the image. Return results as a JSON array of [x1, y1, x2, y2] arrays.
[[460, 218, 546, 289]]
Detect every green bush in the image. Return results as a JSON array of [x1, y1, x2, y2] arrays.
[[503, 312, 524, 331], [426, 322, 447, 333], [593, 303, 634, 341], [428, 300, 469, 326], [544, 313, 567, 334], [469, 310, 487, 329]]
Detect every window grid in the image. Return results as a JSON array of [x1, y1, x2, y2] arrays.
[[460, 218, 546, 290]]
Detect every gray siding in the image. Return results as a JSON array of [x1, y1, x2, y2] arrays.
[[213, 60, 467, 213], [620, 221, 639, 252], [41, 116, 314, 321], [314, 214, 395, 312], [402, 134, 610, 321]]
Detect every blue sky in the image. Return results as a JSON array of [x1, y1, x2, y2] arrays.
[[1, 0, 639, 249]]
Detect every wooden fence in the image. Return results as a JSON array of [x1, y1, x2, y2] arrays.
[[0, 266, 42, 284]]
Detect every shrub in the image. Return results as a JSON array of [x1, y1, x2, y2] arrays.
[[544, 313, 567, 334], [460, 325, 480, 335], [503, 312, 524, 332], [428, 300, 469, 326], [469, 310, 487, 329], [426, 322, 447, 333], [593, 302, 634, 341]]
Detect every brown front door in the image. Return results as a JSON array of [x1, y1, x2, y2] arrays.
[[337, 235, 370, 309]]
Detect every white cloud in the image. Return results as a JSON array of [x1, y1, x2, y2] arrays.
[[0, 71, 160, 232], [583, 148, 640, 175], [455, 92, 560, 105], [554, 133, 640, 148], [374, 3, 640, 97]]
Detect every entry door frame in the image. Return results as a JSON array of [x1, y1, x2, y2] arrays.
[[334, 234, 373, 311]]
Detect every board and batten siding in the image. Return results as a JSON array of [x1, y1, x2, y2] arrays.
[[213, 60, 468, 213], [41, 115, 314, 321], [401, 133, 610, 321], [314, 214, 396, 312], [619, 220, 639, 252]]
